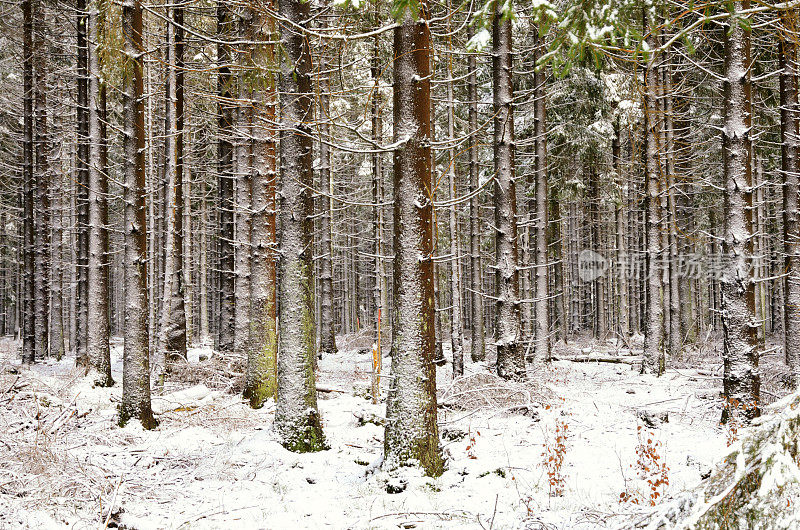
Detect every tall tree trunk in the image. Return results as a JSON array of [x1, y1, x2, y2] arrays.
[[244, 1, 278, 407], [641, 13, 665, 375], [21, 0, 34, 364], [75, 0, 90, 368], [234, 102, 253, 355], [720, 0, 759, 420], [384, 1, 443, 477], [318, 3, 337, 357], [663, 64, 681, 359], [613, 120, 629, 339], [233, 13, 253, 354], [371, 0, 384, 354], [673, 63, 696, 345], [780, 8, 800, 390], [87, 3, 112, 385], [274, 0, 325, 452], [32, 0, 50, 361], [445, 0, 464, 377], [120, 0, 156, 429], [49, 152, 65, 359], [532, 28, 549, 363], [492, 6, 524, 379], [199, 178, 210, 342], [467, 24, 485, 363], [216, 1, 236, 352], [173, 2, 187, 354], [588, 166, 605, 338], [159, 8, 188, 380]]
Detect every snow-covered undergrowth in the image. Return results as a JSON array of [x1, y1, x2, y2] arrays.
[[0, 337, 755, 529], [631, 392, 800, 530]]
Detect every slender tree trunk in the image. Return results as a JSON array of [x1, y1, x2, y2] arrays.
[[199, 178, 210, 342], [663, 65, 681, 359], [493, 7, 524, 379], [274, 0, 325, 452], [233, 13, 253, 354], [216, 1, 236, 352], [754, 161, 767, 347], [532, 28, 549, 363], [158, 8, 188, 381], [234, 101, 253, 355], [21, 0, 34, 364], [173, 3, 188, 354], [87, 4, 112, 385], [32, 0, 50, 361], [612, 120, 629, 339], [641, 13, 665, 375], [120, 0, 156, 429], [371, 0, 384, 353], [551, 196, 566, 343], [49, 153, 65, 359], [780, 8, 800, 389], [384, 1, 443, 477], [75, 0, 90, 368], [673, 64, 696, 345], [721, 0, 760, 420], [244, 2, 278, 407], [318, 4, 337, 357], [467, 25, 485, 363], [445, 0, 464, 377], [588, 166, 604, 338]]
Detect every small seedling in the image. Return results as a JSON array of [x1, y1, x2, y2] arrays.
[[620, 426, 669, 506], [541, 419, 569, 496], [721, 397, 758, 447], [466, 429, 480, 459]]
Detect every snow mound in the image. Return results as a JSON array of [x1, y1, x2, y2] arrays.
[[632, 392, 800, 530], [151, 384, 221, 414], [439, 371, 553, 411]]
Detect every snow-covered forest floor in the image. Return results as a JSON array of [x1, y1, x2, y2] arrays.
[[0, 334, 783, 529]]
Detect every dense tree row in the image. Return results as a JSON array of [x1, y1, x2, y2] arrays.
[[2, 0, 800, 474]]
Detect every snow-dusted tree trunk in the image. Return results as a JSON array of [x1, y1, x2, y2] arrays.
[[663, 63, 681, 359], [720, 0, 760, 419], [244, 14, 278, 406], [492, 6, 524, 379], [551, 198, 567, 343], [216, 1, 236, 353], [234, 101, 253, 355], [613, 120, 629, 339], [199, 179, 210, 342], [588, 166, 605, 338], [318, 121, 337, 356], [383, 1, 443, 476], [445, 0, 464, 377], [641, 15, 665, 376], [49, 151, 65, 360], [21, 0, 34, 364], [75, 0, 90, 368], [158, 8, 188, 377], [532, 27, 549, 364], [371, 6, 385, 352], [318, 3, 337, 357], [274, 0, 326, 452], [87, 5, 112, 385], [467, 24, 485, 363], [120, 0, 156, 429], [172, 3, 188, 354], [780, 9, 800, 390], [32, 0, 50, 361]]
